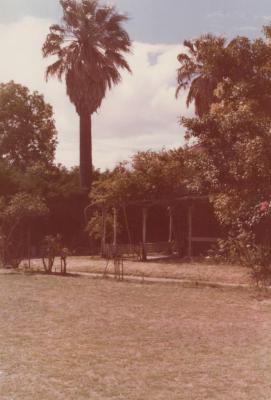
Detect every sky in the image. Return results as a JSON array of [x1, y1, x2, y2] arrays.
[[0, 0, 270, 170]]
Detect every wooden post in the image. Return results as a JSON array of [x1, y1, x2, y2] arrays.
[[101, 207, 107, 257], [113, 208, 117, 246], [27, 227, 31, 269], [168, 206, 173, 255], [188, 205, 193, 258], [142, 207, 148, 261]]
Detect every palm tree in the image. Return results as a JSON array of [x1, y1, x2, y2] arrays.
[[176, 34, 228, 117], [42, 0, 131, 189]]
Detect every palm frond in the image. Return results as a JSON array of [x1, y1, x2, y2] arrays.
[[50, 24, 65, 34], [187, 76, 216, 116], [176, 34, 227, 115], [45, 59, 65, 81], [105, 51, 131, 73], [183, 40, 196, 55], [43, 0, 131, 114], [42, 31, 63, 57]]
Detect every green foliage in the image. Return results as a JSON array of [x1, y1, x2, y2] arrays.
[[0, 193, 48, 268], [177, 33, 271, 117], [86, 209, 121, 242], [248, 246, 271, 287], [0, 78, 96, 253], [210, 230, 254, 264], [17, 162, 83, 199], [87, 148, 201, 246], [176, 34, 228, 116], [0, 193, 48, 239], [131, 149, 188, 199], [179, 27, 271, 270], [1, 193, 48, 220], [90, 148, 192, 208], [0, 81, 57, 170], [182, 98, 271, 237], [41, 234, 63, 273], [210, 233, 271, 286], [0, 159, 21, 196]]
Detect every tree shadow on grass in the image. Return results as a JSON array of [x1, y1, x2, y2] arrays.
[[20, 269, 81, 279]]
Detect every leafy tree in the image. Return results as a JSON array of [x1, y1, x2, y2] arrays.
[[18, 163, 91, 249], [0, 79, 97, 255], [0, 160, 20, 196], [86, 209, 120, 242], [89, 149, 190, 208], [0, 193, 48, 267], [41, 234, 68, 273], [42, 0, 131, 189], [179, 27, 271, 257], [176, 33, 271, 117], [0, 81, 57, 170]]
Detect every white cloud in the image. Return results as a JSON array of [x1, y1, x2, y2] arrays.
[[206, 11, 230, 19], [0, 17, 190, 170]]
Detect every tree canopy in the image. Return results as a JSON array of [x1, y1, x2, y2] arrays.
[[179, 26, 271, 253], [176, 33, 271, 117], [89, 148, 193, 208], [176, 34, 228, 117], [0, 81, 57, 170]]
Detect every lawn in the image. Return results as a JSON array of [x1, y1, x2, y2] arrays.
[[0, 272, 271, 399], [29, 256, 252, 286]]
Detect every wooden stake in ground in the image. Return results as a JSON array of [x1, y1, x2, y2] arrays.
[[188, 205, 193, 258], [142, 207, 148, 261]]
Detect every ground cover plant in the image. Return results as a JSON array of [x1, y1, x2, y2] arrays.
[[0, 273, 271, 400]]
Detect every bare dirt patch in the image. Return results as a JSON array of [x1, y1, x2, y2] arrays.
[[0, 273, 271, 399]]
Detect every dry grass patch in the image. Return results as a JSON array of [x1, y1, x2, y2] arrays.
[[0, 273, 270, 399], [29, 256, 252, 285]]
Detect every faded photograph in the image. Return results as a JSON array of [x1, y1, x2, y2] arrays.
[[0, 1, 271, 399]]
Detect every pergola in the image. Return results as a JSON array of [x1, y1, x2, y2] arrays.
[[99, 194, 219, 261]]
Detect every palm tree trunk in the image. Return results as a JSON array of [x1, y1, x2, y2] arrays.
[[79, 111, 92, 189]]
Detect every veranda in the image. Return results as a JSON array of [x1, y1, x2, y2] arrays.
[[100, 195, 220, 261]]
